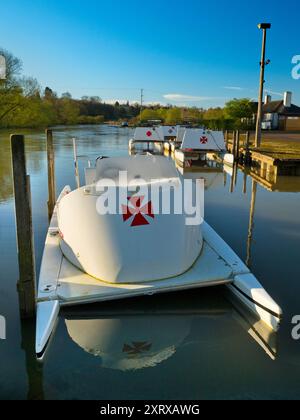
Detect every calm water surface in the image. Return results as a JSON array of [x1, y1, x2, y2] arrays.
[[0, 125, 300, 400]]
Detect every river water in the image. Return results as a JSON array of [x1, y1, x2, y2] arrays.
[[0, 125, 299, 400]]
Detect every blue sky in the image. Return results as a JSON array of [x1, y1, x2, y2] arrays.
[[1, 0, 300, 107]]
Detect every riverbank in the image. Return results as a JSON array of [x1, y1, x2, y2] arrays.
[[228, 130, 300, 155]]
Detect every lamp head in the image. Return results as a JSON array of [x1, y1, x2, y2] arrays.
[[258, 23, 271, 29]]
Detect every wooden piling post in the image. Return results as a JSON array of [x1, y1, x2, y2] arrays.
[[232, 131, 237, 160], [73, 138, 80, 189], [46, 129, 56, 219], [225, 130, 229, 150], [244, 131, 251, 166], [235, 130, 240, 161], [245, 131, 250, 149], [11, 135, 36, 318]]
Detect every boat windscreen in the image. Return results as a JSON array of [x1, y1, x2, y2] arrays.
[[95, 155, 179, 185]]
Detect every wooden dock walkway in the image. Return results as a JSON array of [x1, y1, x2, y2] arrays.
[[226, 131, 300, 176]]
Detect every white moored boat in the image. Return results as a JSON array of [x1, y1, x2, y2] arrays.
[[129, 126, 178, 154], [36, 154, 282, 360], [170, 126, 185, 153], [159, 125, 177, 140], [156, 126, 177, 152], [174, 129, 233, 168], [129, 127, 164, 153]]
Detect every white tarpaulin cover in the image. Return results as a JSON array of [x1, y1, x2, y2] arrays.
[[160, 126, 177, 137], [177, 127, 186, 143], [133, 126, 178, 141], [181, 129, 226, 151], [133, 127, 164, 141]]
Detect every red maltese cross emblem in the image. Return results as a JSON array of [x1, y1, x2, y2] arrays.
[[123, 342, 152, 355], [122, 196, 155, 227], [146, 131, 153, 137], [200, 136, 208, 144]]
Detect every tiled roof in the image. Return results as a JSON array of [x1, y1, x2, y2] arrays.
[[281, 104, 300, 116], [263, 100, 283, 113], [262, 100, 300, 116]]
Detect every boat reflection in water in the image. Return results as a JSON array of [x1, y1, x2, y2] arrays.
[[175, 162, 225, 191], [63, 290, 278, 372]]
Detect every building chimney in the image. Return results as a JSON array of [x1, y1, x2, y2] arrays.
[[264, 94, 271, 104], [284, 91, 292, 108]]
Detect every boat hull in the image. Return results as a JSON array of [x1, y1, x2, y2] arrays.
[[36, 186, 282, 359]]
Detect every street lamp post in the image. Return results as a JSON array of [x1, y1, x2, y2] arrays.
[[140, 88, 144, 123], [255, 23, 271, 148]]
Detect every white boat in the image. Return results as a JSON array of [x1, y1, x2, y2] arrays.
[[154, 126, 177, 152], [129, 127, 164, 152], [156, 126, 178, 152], [170, 126, 185, 152], [174, 129, 233, 168], [36, 154, 282, 360], [130, 126, 177, 154], [159, 125, 177, 140]]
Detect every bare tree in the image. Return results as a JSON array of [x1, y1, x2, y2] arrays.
[[0, 49, 41, 122]]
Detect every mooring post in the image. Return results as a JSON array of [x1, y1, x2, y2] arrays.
[[46, 129, 56, 220], [245, 131, 250, 148], [11, 135, 36, 318], [244, 131, 251, 165], [73, 138, 80, 189], [225, 130, 229, 150], [235, 130, 240, 161], [232, 131, 237, 160]]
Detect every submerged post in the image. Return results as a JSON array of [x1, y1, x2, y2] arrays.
[[46, 129, 56, 219], [11, 135, 36, 318]]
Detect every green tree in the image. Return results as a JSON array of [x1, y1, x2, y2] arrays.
[[44, 86, 56, 99], [203, 107, 224, 120], [0, 48, 23, 123], [58, 98, 80, 125], [61, 92, 72, 99], [224, 98, 254, 119], [165, 108, 181, 124], [0, 47, 43, 127], [140, 108, 161, 122]]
